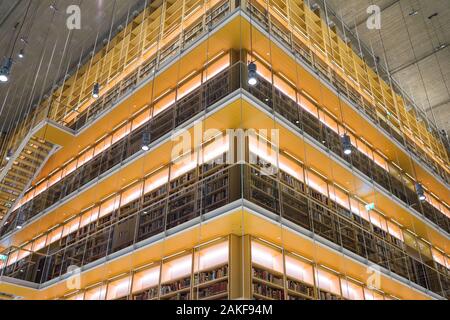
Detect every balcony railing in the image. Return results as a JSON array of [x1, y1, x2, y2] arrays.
[[243, 0, 449, 185], [3, 0, 448, 235], [247, 73, 450, 233], [1, 162, 448, 299], [0, 62, 241, 237], [0, 0, 234, 171], [3, 62, 449, 239]]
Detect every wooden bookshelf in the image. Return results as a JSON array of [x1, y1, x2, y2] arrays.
[[247, 166, 280, 214], [193, 264, 229, 300], [160, 276, 191, 300], [251, 265, 285, 300], [193, 239, 230, 300], [131, 264, 161, 300], [284, 253, 316, 300], [318, 289, 343, 300], [286, 277, 315, 300], [132, 286, 159, 300]]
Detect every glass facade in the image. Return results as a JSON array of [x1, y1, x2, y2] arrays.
[[0, 0, 448, 300]]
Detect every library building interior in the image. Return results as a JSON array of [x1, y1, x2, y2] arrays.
[[0, 0, 449, 301]]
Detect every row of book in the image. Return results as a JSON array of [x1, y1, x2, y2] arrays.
[[253, 283, 284, 300], [197, 281, 228, 299], [195, 265, 228, 284], [252, 267, 283, 286], [160, 277, 191, 295]]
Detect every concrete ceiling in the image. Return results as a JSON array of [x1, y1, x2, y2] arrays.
[[0, 0, 146, 134], [316, 0, 450, 136], [0, 0, 449, 138]]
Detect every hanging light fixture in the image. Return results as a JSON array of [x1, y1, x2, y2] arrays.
[[2, 1, 32, 83], [15, 212, 26, 229], [141, 132, 150, 151], [248, 62, 258, 86], [0, 58, 13, 83], [341, 133, 352, 155], [436, 43, 447, 51], [92, 82, 100, 99], [415, 182, 426, 201], [18, 48, 25, 59], [5, 149, 13, 161]]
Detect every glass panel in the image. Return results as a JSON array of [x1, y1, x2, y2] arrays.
[[132, 265, 161, 293], [94, 136, 112, 157], [99, 195, 120, 218], [132, 109, 152, 130], [66, 293, 84, 300], [194, 241, 229, 272], [48, 170, 62, 188], [62, 217, 81, 238], [121, 182, 143, 206], [177, 74, 202, 100], [204, 53, 230, 81], [316, 268, 341, 296], [107, 276, 132, 300], [48, 226, 63, 244], [161, 254, 192, 284], [32, 235, 48, 252], [85, 284, 107, 300], [285, 255, 314, 286], [306, 171, 328, 196], [364, 288, 384, 300], [144, 168, 169, 194], [251, 241, 283, 274], [80, 207, 100, 229], [432, 249, 446, 267], [112, 123, 131, 144], [341, 279, 364, 300], [63, 159, 78, 176], [153, 92, 176, 117], [78, 148, 94, 167], [387, 221, 403, 241]]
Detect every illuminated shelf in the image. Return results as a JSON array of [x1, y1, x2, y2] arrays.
[[132, 287, 159, 300], [193, 241, 230, 300]]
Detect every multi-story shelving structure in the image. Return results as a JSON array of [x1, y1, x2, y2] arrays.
[[0, 0, 449, 300]]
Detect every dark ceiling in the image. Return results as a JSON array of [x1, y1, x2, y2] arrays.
[[0, 0, 449, 136], [0, 0, 146, 134], [313, 0, 450, 136]]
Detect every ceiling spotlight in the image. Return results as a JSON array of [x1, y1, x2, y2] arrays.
[[18, 49, 25, 59], [436, 43, 448, 51], [92, 83, 100, 99], [415, 182, 426, 202], [248, 62, 258, 86], [141, 132, 150, 151], [5, 149, 13, 161], [341, 133, 352, 155], [0, 58, 13, 83]]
